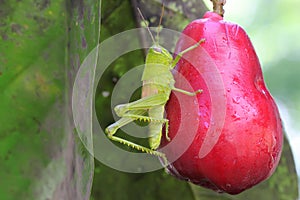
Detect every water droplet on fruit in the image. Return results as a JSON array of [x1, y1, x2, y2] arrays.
[[226, 183, 232, 188], [232, 76, 239, 85], [204, 121, 209, 129], [253, 110, 258, 117], [232, 159, 237, 165], [227, 52, 232, 59], [222, 36, 227, 44], [254, 75, 266, 94], [232, 96, 240, 104], [231, 112, 240, 121], [268, 156, 275, 170], [257, 138, 263, 146], [227, 88, 231, 92], [226, 134, 234, 142], [193, 99, 198, 105]]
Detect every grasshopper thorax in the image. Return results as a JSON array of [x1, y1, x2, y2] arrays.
[[141, 44, 174, 82]]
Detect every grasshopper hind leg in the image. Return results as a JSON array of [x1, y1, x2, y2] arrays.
[[105, 110, 169, 166], [107, 133, 168, 165]]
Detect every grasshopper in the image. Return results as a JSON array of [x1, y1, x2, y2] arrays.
[[105, 6, 204, 164]]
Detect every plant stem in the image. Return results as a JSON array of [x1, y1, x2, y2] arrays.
[[210, 0, 226, 17]]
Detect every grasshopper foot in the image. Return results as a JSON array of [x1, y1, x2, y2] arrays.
[[195, 89, 203, 94], [105, 124, 118, 136]]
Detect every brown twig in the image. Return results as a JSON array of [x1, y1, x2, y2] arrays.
[[210, 0, 226, 17]]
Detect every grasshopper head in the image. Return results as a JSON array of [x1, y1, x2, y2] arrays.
[[146, 44, 173, 67], [142, 44, 174, 81]]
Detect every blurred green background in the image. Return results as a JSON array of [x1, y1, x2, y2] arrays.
[[0, 0, 299, 199]]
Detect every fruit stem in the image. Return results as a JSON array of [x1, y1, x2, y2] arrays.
[[211, 0, 226, 17]]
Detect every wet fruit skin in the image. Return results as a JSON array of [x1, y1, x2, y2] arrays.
[[161, 12, 283, 194]]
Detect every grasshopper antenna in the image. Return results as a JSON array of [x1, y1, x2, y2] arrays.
[[156, 3, 165, 45], [137, 7, 156, 45]]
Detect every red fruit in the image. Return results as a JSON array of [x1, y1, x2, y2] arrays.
[[161, 11, 283, 194]]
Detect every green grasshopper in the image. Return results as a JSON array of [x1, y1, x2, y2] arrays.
[[105, 6, 204, 164]]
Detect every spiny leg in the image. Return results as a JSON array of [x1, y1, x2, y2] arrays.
[[124, 113, 168, 124], [123, 112, 170, 141], [105, 110, 146, 135], [107, 134, 168, 164], [105, 109, 168, 165]]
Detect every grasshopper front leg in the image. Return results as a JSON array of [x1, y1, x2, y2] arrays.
[[171, 86, 202, 96], [171, 38, 205, 68], [170, 38, 205, 96]]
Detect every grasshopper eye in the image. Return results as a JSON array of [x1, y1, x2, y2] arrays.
[[153, 47, 162, 53]]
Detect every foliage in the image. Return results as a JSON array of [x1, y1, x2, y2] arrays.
[[0, 0, 98, 199]]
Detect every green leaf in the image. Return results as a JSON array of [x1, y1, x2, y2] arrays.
[[0, 0, 100, 199], [0, 1, 66, 199]]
